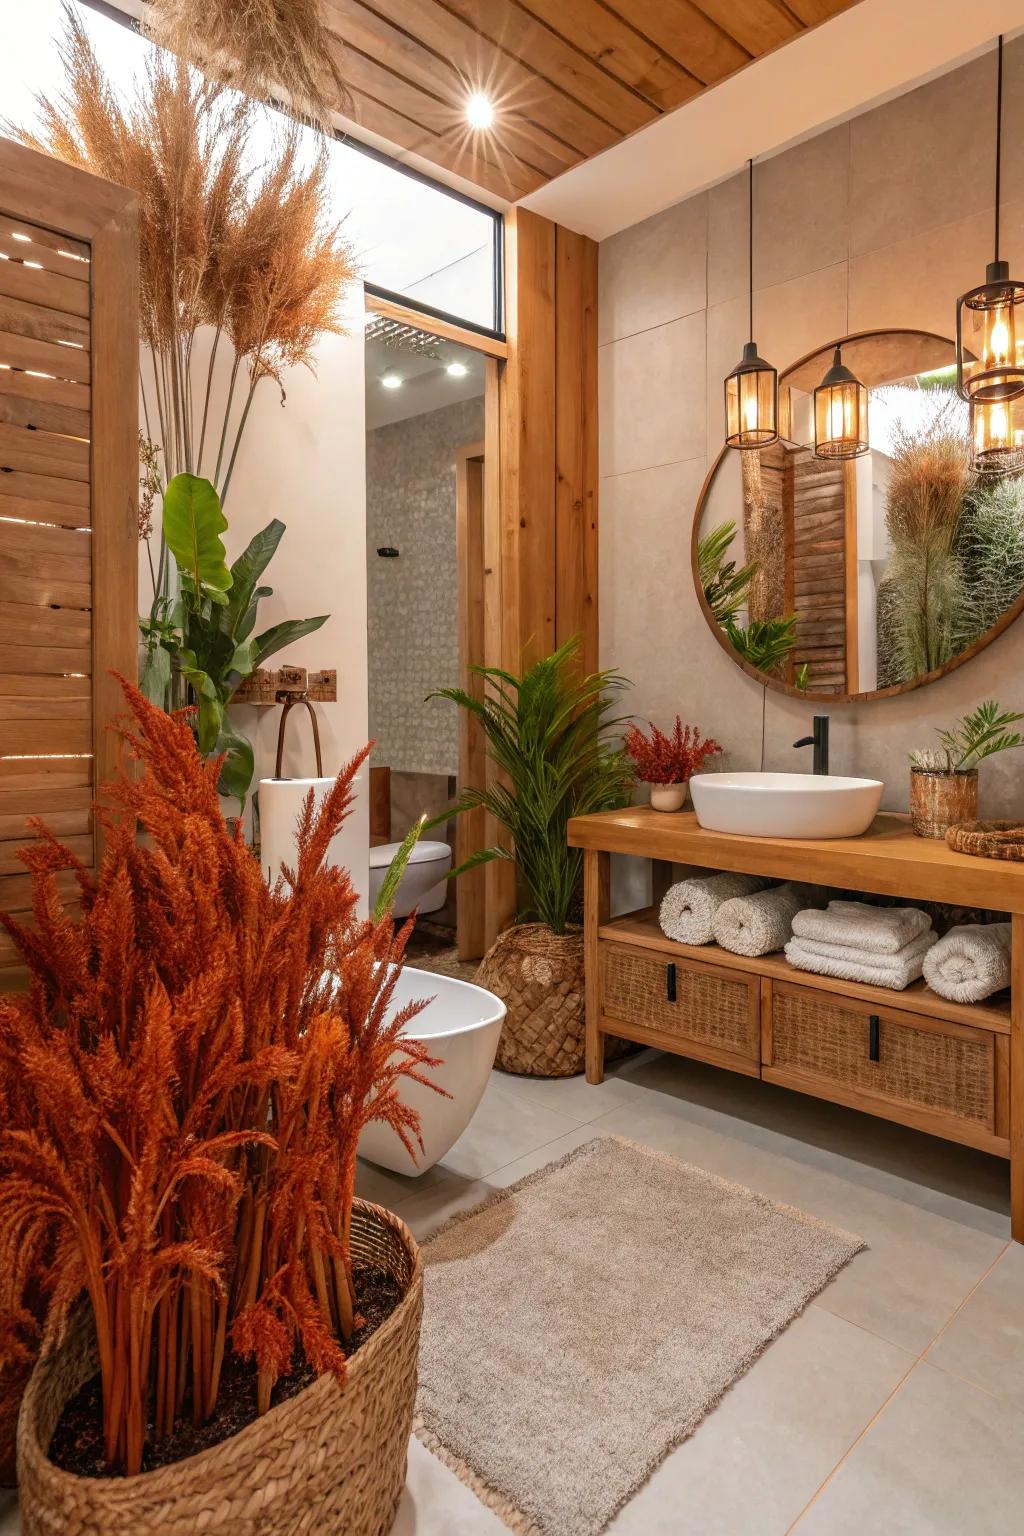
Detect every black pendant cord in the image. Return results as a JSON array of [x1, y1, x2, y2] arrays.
[[748, 157, 754, 341], [994, 34, 1003, 263]]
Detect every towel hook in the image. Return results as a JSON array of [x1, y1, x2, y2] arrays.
[[274, 691, 323, 779]]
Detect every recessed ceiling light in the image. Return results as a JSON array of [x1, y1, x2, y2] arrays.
[[381, 371, 403, 390], [446, 361, 469, 378], [465, 91, 495, 130]]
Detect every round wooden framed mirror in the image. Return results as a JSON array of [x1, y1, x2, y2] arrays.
[[691, 329, 1024, 702]]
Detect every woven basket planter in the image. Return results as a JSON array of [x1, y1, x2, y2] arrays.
[[17, 1201, 422, 1536], [475, 923, 630, 1078]]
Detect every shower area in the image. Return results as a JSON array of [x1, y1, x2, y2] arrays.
[[364, 314, 485, 962]]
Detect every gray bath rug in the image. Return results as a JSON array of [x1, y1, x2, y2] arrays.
[[416, 1135, 864, 1536]]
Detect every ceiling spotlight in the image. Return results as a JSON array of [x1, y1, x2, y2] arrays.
[[380, 371, 403, 390], [446, 361, 469, 378], [465, 91, 495, 130]]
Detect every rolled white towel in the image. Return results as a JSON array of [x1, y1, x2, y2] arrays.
[[713, 883, 825, 958], [923, 923, 1012, 1004], [660, 872, 770, 946], [785, 930, 937, 991], [791, 899, 932, 955]]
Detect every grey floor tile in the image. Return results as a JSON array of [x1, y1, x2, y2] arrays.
[[355, 1155, 445, 1209], [927, 1242, 1024, 1410], [494, 1064, 648, 1123], [436, 1077, 582, 1181], [394, 1437, 506, 1534], [793, 1360, 1024, 1534], [609, 1307, 911, 1536]]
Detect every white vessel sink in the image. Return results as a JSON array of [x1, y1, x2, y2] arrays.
[[689, 771, 883, 839]]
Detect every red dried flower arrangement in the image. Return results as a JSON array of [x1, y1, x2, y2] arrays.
[[623, 717, 723, 785], [0, 680, 439, 1475]]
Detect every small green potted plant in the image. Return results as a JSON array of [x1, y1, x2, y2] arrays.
[[624, 717, 722, 812], [429, 637, 632, 1077], [908, 699, 1024, 837]]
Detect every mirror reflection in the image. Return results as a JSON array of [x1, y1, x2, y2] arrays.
[[694, 331, 1024, 699]]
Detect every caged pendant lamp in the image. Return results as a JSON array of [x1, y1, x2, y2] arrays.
[[957, 35, 1024, 474], [724, 159, 778, 449], [813, 344, 869, 460]]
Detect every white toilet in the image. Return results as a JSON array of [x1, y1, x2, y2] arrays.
[[368, 838, 452, 918]]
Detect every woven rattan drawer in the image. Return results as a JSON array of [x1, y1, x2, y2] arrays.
[[600, 942, 760, 1072], [766, 980, 998, 1146]]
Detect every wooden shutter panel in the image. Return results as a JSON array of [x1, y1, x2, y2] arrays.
[[0, 140, 138, 988]]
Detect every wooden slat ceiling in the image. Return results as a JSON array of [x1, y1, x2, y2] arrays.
[[322, 0, 863, 199]]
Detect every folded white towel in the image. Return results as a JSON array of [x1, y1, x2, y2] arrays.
[[713, 883, 826, 958], [792, 930, 937, 970], [791, 899, 932, 955], [660, 872, 770, 946], [923, 923, 1012, 1004], [785, 931, 937, 991]]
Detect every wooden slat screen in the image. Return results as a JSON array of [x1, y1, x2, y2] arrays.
[[0, 141, 138, 988]]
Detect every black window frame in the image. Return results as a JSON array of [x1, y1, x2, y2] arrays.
[[80, 0, 505, 339]]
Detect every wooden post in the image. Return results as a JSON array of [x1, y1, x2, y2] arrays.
[[1011, 912, 1023, 1242], [584, 848, 610, 1083]]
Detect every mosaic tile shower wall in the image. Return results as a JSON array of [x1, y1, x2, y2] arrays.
[[366, 395, 484, 775]]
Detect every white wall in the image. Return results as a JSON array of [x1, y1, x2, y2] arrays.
[[139, 286, 369, 904], [598, 39, 1024, 829]]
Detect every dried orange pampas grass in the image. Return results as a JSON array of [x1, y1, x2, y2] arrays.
[[146, 0, 351, 128], [0, 681, 441, 1476]]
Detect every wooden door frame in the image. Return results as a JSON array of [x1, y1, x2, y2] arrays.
[[364, 291, 504, 960], [363, 212, 598, 958]]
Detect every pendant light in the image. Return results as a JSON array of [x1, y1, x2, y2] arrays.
[[956, 35, 1024, 430], [813, 344, 869, 459], [724, 159, 778, 450], [970, 394, 1024, 477]]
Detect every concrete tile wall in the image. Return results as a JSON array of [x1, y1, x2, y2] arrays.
[[598, 37, 1024, 824]]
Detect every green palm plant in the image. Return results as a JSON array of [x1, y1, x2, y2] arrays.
[[428, 637, 632, 934], [697, 520, 759, 625]]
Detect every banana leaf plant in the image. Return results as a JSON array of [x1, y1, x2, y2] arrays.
[[139, 473, 327, 807]]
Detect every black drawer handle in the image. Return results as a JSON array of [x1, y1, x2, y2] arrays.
[[666, 962, 677, 1002], [868, 1014, 880, 1063]]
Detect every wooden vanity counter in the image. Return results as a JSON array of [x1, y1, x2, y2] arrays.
[[568, 809, 1024, 1242]]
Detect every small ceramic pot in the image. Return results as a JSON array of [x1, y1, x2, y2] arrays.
[[909, 767, 978, 839], [649, 781, 688, 813]]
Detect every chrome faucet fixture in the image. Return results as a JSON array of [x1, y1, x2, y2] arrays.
[[793, 715, 830, 775]]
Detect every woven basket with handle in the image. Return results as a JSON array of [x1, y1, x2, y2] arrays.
[[17, 1201, 421, 1536], [475, 923, 630, 1078]]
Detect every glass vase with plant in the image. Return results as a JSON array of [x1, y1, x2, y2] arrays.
[[0, 682, 438, 1527], [908, 699, 1024, 837], [428, 636, 632, 1077], [624, 716, 722, 812]]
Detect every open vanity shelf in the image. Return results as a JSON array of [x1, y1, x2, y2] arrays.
[[568, 809, 1024, 1242]]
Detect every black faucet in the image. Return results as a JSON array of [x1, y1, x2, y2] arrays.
[[793, 715, 830, 775]]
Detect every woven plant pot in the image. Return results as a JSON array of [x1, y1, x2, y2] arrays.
[[475, 923, 630, 1078], [17, 1202, 422, 1536]]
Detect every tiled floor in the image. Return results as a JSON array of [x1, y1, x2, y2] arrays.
[[2, 1050, 1021, 1534]]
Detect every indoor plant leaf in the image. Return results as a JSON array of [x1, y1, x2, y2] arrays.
[[215, 720, 256, 807], [162, 473, 232, 596], [251, 614, 329, 667], [224, 520, 285, 638]]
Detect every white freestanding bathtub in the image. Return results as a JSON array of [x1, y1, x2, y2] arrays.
[[359, 965, 505, 1175]]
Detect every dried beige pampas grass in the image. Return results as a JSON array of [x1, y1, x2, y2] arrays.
[[10, 4, 357, 500], [145, 0, 351, 129]]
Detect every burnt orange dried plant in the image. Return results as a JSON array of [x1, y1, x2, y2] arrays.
[[0, 680, 438, 1475]]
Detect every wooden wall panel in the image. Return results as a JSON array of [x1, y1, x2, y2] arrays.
[[0, 140, 138, 988], [554, 226, 599, 674]]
